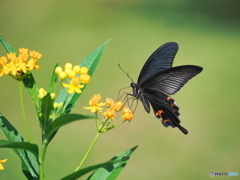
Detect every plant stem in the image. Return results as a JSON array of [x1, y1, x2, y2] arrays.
[[94, 112, 99, 130], [75, 132, 101, 172], [19, 81, 33, 143], [39, 141, 48, 180]]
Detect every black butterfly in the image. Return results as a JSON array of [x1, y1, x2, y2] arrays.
[[130, 42, 203, 135]]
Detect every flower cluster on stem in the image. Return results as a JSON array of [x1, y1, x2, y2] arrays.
[[55, 63, 90, 94], [0, 48, 42, 80], [84, 94, 134, 133]]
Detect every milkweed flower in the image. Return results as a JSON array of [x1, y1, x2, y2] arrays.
[[0, 48, 42, 80], [85, 94, 134, 132], [84, 94, 105, 113], [38, 88, 47, 99], [0, 158, 8, 170], [105, 98, 114, 107], [55, 63, 91, 94], [122, 107, 134, 121], [85, 94, 134, 121], [112, 101, 124, 112], [105, 109, 116, 120]]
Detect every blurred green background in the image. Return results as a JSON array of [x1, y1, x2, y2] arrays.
[[1, 0, 240, 179]]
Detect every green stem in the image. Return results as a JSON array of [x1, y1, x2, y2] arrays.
[[19, 81, 33, 143], [75, 133, 101, 172], [94, 112, 99, 130], [39, 141, 48, 180]]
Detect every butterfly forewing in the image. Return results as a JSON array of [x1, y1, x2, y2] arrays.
[[141, 65, 203, 95], [137, 42, 178, 85]]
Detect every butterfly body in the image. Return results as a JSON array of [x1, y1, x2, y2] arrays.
[[130, 42, 203, 135]]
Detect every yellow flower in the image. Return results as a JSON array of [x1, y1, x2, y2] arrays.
[[26, 58, 41, 71], [79, 66, 88, 74], [0, 159, 8, 170], [59, 71, 67, 80], [53, 102, 63, 109], [38, 88, 47, 99], [30, 50, 42, 59], [104, 108, 116, 120], [0, 48, 42, 79], [84, 94, 105, 113], [50, 93, 56, 99], [79, 74, 90, 84], [66, 70, 76, 79], [55, 63, 91, 92], [65, 62, 72, 69], [105, 98, 114, 107], [62, 76, 84, 94], [55, 66, 63, 75], [112, 101, 124, 111], [122, 107, 134, 121], [73, 65, 81, 74]]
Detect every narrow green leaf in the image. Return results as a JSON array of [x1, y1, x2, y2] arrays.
[[55, 40, 110, 114], [61, 145, 138, 180], [41, 93, 54, 124], [61, 159, 125, 180], [0, 113, 39, 179], [0, 140, 39, 159], [0, 36, 17, 53], [87, 145, 138, 180], [46, 114, 95, 141], [22, 73, 40, 112], [49, 63, 59, 93]]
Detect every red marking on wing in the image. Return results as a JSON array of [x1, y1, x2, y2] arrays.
[[155, 110, 164, 116]]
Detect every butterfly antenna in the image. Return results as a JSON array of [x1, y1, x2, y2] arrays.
[[118, 63, 134, 82]]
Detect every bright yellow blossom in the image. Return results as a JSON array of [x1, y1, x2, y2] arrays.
[[65, 62, 72, 69], [105, 98, 114, 107], [0, 48, 42, 79], [0, 159, 8, 170], [112, 101, 124, 111], [73, 65, 81, 74], [55, 63, 91, 94], [79, 74, 90, 84], [104, 109, 116, 120], [84, 94, 105, 113], [122, 107, 134, 121], [79, 66, 88, 74], [38, 88, 47, 99], [62, 76, 84, 94], [55, 66, 63, 75]]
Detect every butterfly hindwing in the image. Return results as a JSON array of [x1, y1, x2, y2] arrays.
[[145, 91, 188, 134], [137, 42, 178, 85]]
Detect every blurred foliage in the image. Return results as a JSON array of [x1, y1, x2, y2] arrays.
[[0, 0, 240, 180]]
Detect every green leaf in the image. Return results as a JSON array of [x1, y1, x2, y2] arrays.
[[61, 145, 138, 180], [87, 145, 138, 180], [41, 93, 54, 125], [22, 73, 40, 113], [0, 36, 17, 53], [46, 113, 95, 141], [0, 140, 39, 159], [49, 63, 58, 94], [55, 40, 110, 114], [0, 113, 39, 180]]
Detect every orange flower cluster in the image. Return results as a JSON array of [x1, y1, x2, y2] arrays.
[[84, 94, 134, 121], [0, 48, 42, 79], [55, 63, 90, 94]]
